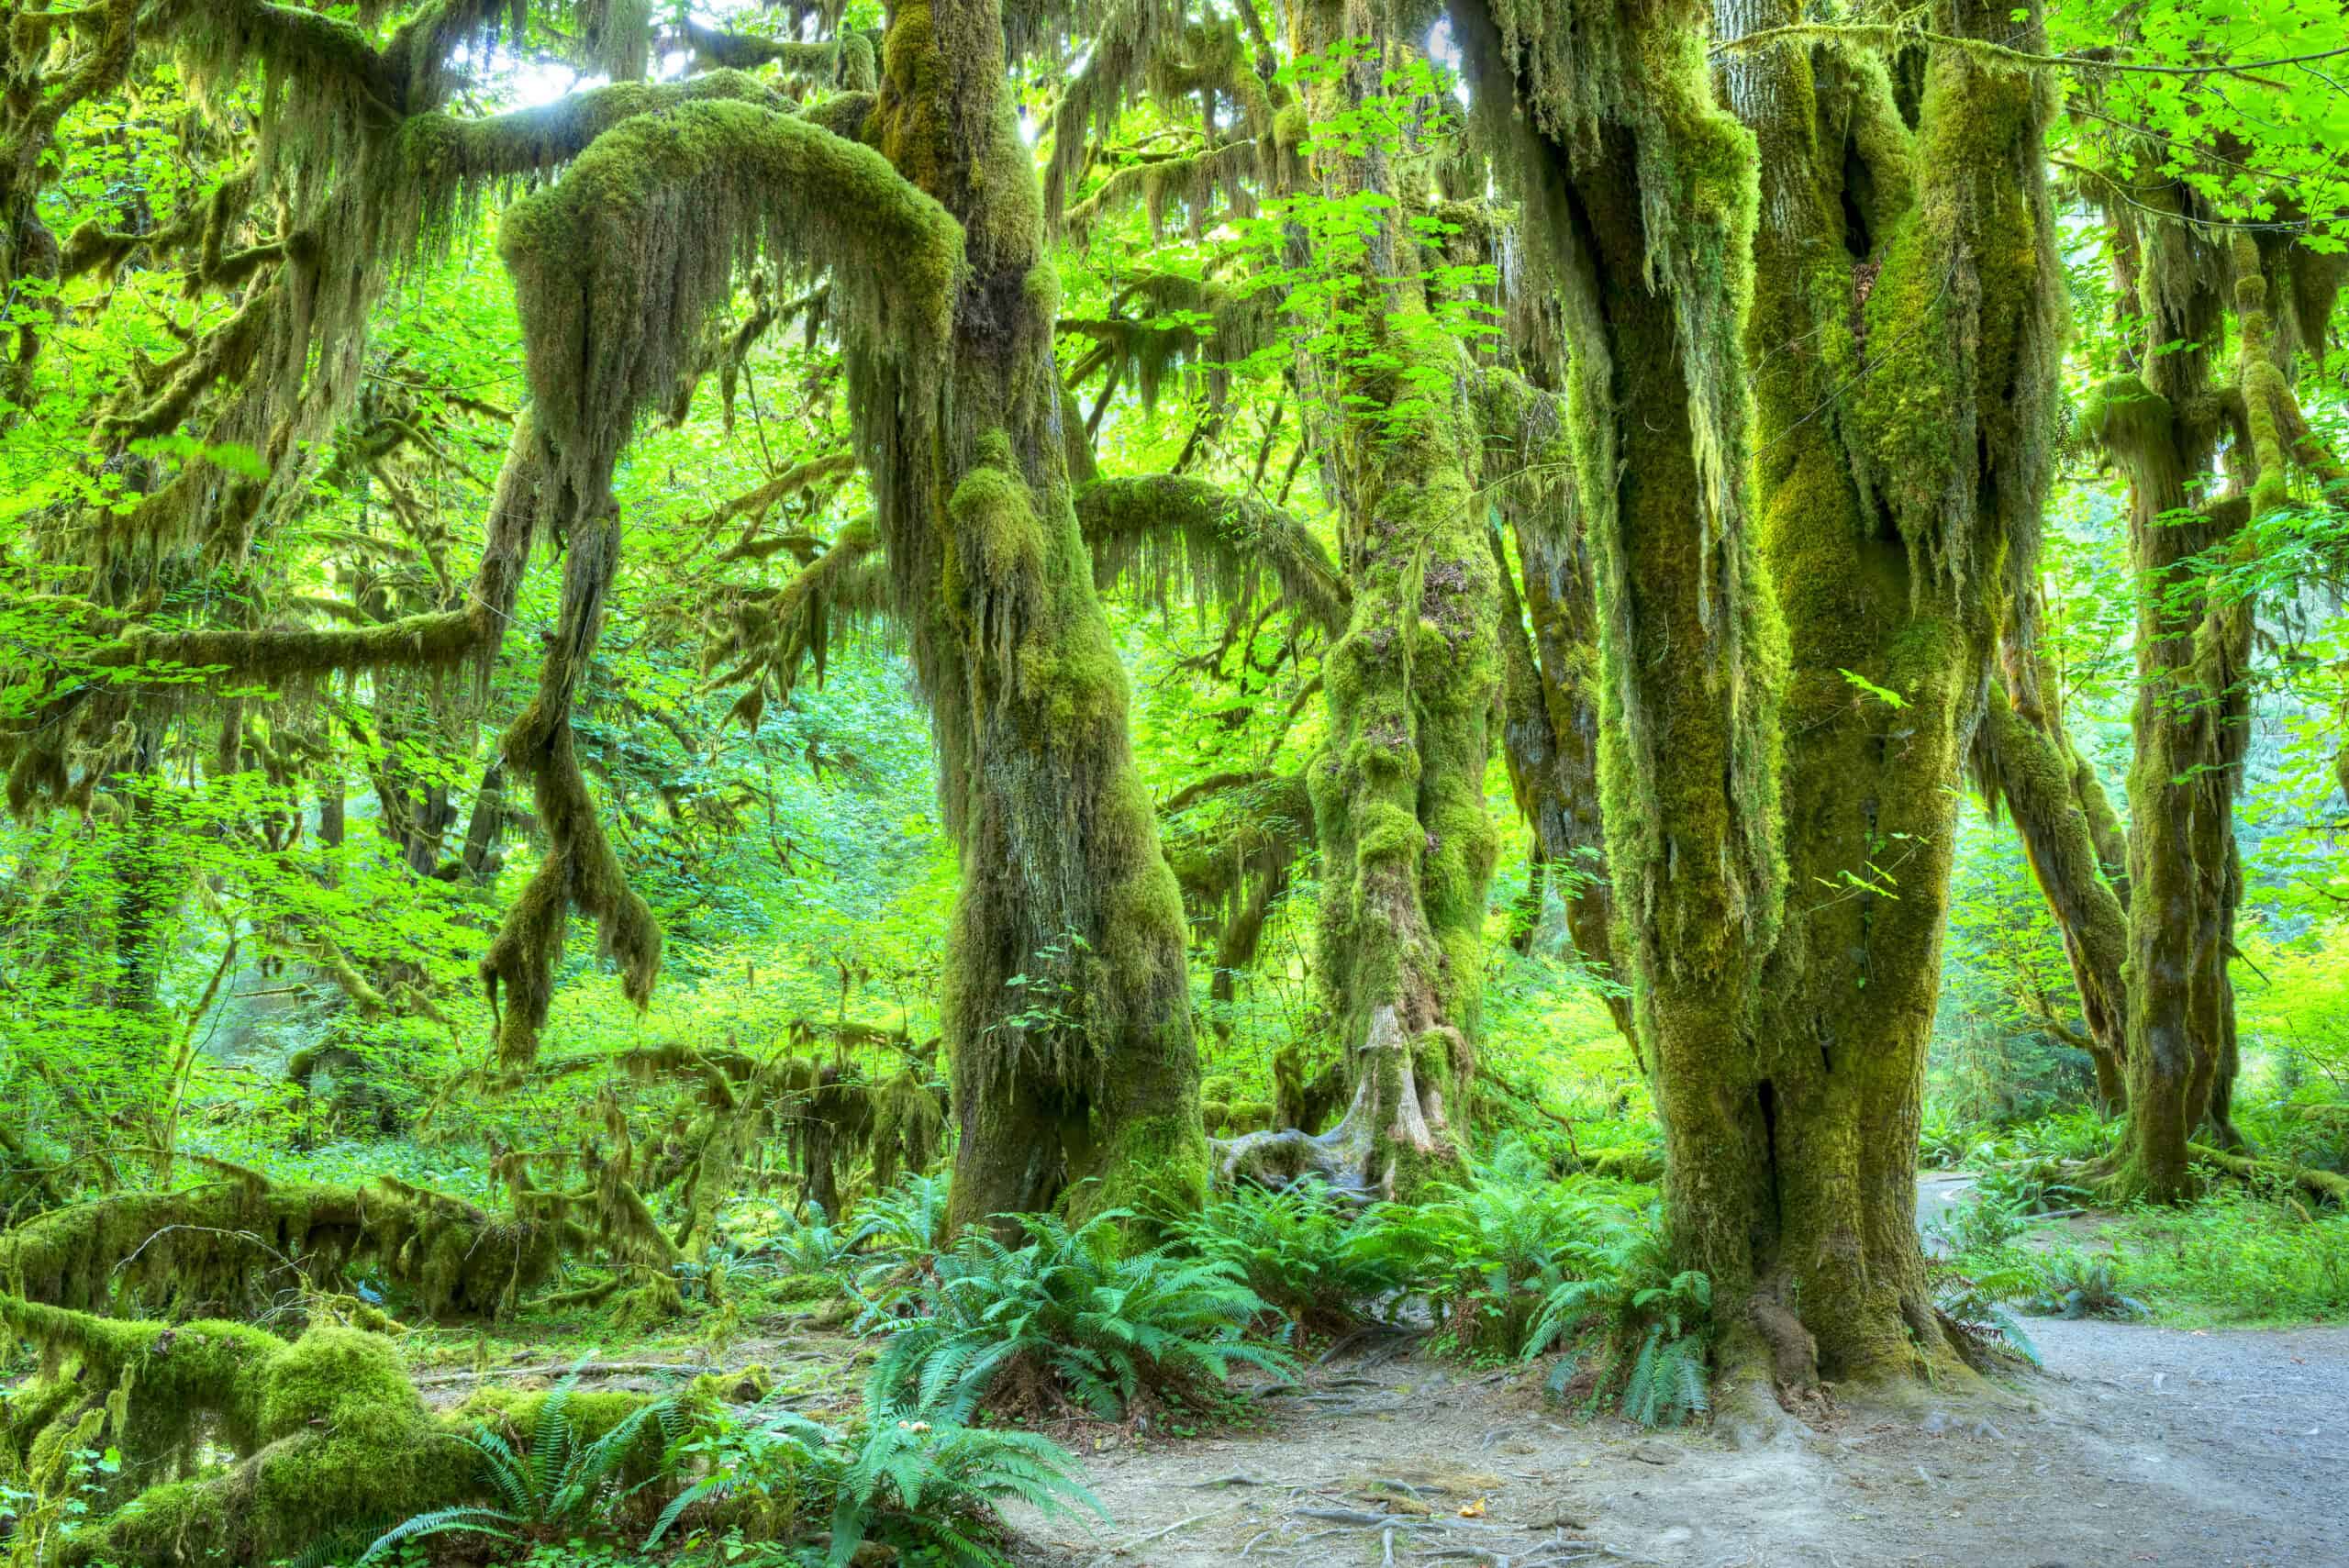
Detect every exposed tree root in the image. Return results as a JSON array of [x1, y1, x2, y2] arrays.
[[1211, 1007, 1464, 1200], [2188, 1142, 2348, 1207]]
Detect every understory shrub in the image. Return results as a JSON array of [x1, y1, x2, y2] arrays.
[[1928, 1259, 2043, 1366], [648, 1390, 1102, 1567], [863, 1210, 1292, 1420], [1167, 1181, 1407, 1335], [2025, 1249, 2150, 1321], [362, 1361, 685, 1562]]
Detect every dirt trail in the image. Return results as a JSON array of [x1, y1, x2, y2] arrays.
[[1008, 1319, 2349, 1568]]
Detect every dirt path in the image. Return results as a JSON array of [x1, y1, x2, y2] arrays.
[[1009, 1319, 2349, 1568]]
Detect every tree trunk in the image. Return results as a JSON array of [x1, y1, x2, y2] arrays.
[[1456, 0, 2064, 1395], [1485, 412, 1633, 1045], [1976, 679, 2129, 1112], [2077, 199, 2252, 1197], [857, 0, 1208, 1232], [1284, 0, 1498, 1199], [1731, 0, 2063, 1385], [1453, 0, 1788, 1385]]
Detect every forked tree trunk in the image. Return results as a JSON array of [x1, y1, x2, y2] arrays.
[[1459, 0, 2062, 1396], [1217, 0, 1502, 1201], [1726, 0, 2064, 1383]]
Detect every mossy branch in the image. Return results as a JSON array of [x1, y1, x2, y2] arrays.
[[1710, 21, 2349, 81], [499, 95, 961, 522], [703, 515, 888, 720], [1074, 474, 1346, 637], [388, 69, 791, 246]]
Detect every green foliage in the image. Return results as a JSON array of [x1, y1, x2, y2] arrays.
[[1928, 1262, 2043, 1368], [2101, 1192, 2349, 1324], [851, 1173, 956, 1262], [360, 1360, 681, 1562], [1518, 1210, 1712, 1429], [650, 1392, 1103, 1568], [1357, 1173, 1649, 1360], [1167, 1182, 1408, 1335], [2026, 1249, 2152, 1322], [863, 1210, 1293, 1421], [721, 1199, 856, 1282]]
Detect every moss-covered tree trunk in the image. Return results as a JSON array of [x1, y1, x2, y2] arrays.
[[2109, 399, 2247, 1199], [1459, 0, 2063, 1395], [1482, 377, 1633, 1044], [1278, 0, 1499, 1200], [482, 3, 1206, 1224], [1977, 665, 2130, 1112], [1727, 0, 2064, 1383], [1453, 0, 1786, 1382], [858, 0, 1208, 1231], [2082, 231, 2255, 1197]]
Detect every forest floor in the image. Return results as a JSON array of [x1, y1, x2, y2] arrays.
[[388, 1175, 2346, 1568], [996, 1315, 2349, 1568], [407, 1299, 2348, 1568]]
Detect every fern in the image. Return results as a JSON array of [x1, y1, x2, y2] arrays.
[[1929, 1260, 2044, 1366], [355, 1507, 517, 1562], [1354, 1173, 1646, 1357], [1168, 1181, 1409, 1333], [357, 1357, 678, 1563], [2027, 1248, 2152, 1321], [1520, 1207, 1713, 1428], [649, 1389, 1104, 1567], [865, 1208, 1293, 1420]]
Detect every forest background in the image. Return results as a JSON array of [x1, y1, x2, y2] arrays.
[[0, 0, 2346, 1562]]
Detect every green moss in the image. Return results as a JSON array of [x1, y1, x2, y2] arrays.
[[1081, 1110, 1210, 1220], [0, 1301, 480, 1568], [864, 0, 954, 198]]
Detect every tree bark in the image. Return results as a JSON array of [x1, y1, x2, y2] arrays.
[[854, 1, 1208, 1233], [1283, 0, 1497, 1199]]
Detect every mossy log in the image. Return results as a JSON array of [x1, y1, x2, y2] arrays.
[[0, 1173, 578, 1319], [0, 1296, 470, 1566]]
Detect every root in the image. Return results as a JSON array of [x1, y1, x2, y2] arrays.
[[1211, 1006, 1464, 1201], [2188, 1142, 2348, 1207]]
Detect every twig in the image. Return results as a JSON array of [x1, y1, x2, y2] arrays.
[[1120, 1510, 1222, 1549], [410, 1359, 712, 1386]]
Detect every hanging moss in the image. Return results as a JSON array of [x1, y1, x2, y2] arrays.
[[1161, 771, 1315, 1043], [1476, 368, 1632, 1038], [480, 96, 960, 1065], [1074, 473, 1346, 636], [499, 94, 960, 524]]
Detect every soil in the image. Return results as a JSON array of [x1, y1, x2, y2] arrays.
[[997, 1319, 2349, 1568]]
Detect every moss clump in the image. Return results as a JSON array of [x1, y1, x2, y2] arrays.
[[0, 1299, 473, 1567]]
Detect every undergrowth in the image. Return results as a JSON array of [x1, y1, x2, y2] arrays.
[[861, 1209, 1293, 1421]]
